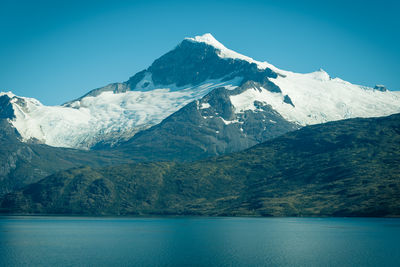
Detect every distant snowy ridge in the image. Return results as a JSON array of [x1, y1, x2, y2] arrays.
[[230, 69, 400, 126], [187, 34, 400, 126]]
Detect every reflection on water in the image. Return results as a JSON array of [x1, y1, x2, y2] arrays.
[[0, 217, 399, 266]]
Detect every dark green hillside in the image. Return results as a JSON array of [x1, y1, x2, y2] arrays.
[[2, 114, 400, 216], [0, 119, 133, 196]]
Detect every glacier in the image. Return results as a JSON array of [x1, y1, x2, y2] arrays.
[[1, 77, 241, 149]]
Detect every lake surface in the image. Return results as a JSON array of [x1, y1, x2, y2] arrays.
[[0, 217, 399, 266]]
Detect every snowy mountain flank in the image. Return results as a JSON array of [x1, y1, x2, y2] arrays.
[[1, 33, 399, 150], [0, 79, 240, 149]]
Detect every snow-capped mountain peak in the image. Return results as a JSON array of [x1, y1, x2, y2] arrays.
[[185, 33, 282, 73], [1, 34, 400, 150], [0, 91, 15, 97], [185, 33, 226, 51], [185, 33, 248, 62]]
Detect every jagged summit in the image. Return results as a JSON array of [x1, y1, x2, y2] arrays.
[[185, 33, 225, 50], [0, 91, 16, 98], [143, 34, 277, 88], [185, 33, 246, 62], [185, 33, 281, 73]]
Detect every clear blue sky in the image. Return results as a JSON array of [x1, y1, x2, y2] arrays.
[[1, 0, 399, 105]]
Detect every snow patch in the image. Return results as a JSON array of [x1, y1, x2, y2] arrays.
[[200, 103, 211, 109], [220, 118, 239, 125], [230, 86, 277, 113]]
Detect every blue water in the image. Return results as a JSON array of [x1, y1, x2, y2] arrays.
[[0, 217, 399, 266]]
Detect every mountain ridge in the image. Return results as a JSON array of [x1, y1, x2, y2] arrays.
[[1, 33, 399, 150]]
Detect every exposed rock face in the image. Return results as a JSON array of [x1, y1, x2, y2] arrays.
[[146, 40, 277, 87], [283, 95, 295, 107], [374, 85, 387, 92], [64, 83, 128, 105], [0, 95, 16, 119]]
